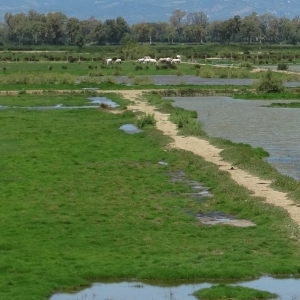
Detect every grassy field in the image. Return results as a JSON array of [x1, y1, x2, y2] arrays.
[[1, 93, 300, 300], [1, 50, 300, 299]]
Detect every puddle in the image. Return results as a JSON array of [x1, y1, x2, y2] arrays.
[[169, 171, 213, 202], [168, 171, 253, 227], [196, 211, 256, 227], [159, 161, 169, 165], [88, 97, 120, 108], [49, 276, 300, 300], [82, 87, 99, 91], [0, 97, 119, 110], [119, 124, 143, 134]]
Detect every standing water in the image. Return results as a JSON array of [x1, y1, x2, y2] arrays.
[[50, 276, 300, 300], [170, 96, 300, 181]]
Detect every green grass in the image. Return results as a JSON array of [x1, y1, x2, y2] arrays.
[[194, 284, 277, 300], [1, 93, 300, 299], [232, 89, 300, 100], [0, 93, 129, 109], [263, 102, 300, 107]]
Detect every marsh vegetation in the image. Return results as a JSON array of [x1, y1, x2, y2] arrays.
[[2, 47, 300, 299]]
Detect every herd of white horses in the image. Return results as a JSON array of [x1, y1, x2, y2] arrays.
[[103, 55, 181, 65]]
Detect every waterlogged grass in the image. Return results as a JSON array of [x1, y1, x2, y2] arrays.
[[263, 102, 300, 108], [194, 285, 277, 300], [1, 93, 300, 299], [233, 91, 300, 100], [0, 93, 129, 109]]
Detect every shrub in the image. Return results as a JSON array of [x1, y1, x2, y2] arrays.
[[18, 88, 26, 95], [240, 62, 252, 69], [136, 113, 156, 128], [277, 63, 289, 70], [135, 65, 143, 71], [127, 73, 135, 79], [255, 69, 285, 93], [131, 76, 154, 85]]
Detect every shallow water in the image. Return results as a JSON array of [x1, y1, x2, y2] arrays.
[[112, 75, 300, 87], [0, 97, 119, 110], [50, 276, 300, 300], [119, 124, 143, 134], [170, 96, 300, 181], [88, 97, 120, 108]]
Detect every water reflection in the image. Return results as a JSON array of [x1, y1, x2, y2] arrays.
[[170, 96, 300, 181], [88, 97, 120, 108], [119, 124, 143, 134], [0, 97, 119, 110], [50, 276, 300, 300], [112, 75, 300, 87]]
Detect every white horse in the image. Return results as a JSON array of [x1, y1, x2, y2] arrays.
[[171, 58, 181, 64], [158, 57, 172, 63], [104, 58, 113, 64], [143, 58, 157, 65], [136, 58, 144, 63], [114, 58, 122, 64]]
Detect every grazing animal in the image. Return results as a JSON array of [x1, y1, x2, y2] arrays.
[[171, 58, 181, 64], [136, 58, 144, 63], [114, 58, 122, 64], [104, 58, 113, 64], [158, 57, 171, 63], [143, 58, 157, 65]]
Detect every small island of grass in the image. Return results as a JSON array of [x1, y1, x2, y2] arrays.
[[194, 284, 277, 300]]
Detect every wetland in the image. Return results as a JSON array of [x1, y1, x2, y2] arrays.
[[2, 54, 300, 300]]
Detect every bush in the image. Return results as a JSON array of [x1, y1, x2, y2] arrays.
[[136, 113, 156, 128], [277, 63, 289, 70], [240, 62, 252, 69], [255, 69, 285, 93], [131, 76, 154, 85]]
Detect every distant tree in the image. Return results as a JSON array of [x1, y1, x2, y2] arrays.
[[66, 17, 81, 45], [169, 9, 186, 41], [166, 24, 176, 44], [131, 23, 152, 44], [45, 12, 67, 44], [94, 21, 106, 45], [240, 12, 261, 44], [80, 17, 99, 44]]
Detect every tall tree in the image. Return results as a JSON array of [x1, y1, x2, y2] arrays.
[[169, 9, 186, 41], [45, 12, 67, 44], [240, 13, 261, 44]]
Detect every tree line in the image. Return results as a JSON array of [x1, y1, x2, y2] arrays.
[[2, 9, 300, 46]]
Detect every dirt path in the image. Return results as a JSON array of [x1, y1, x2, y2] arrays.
[[119, 90, 300, 227]]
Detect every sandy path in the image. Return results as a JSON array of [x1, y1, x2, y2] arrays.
[[119, 90, 300, 227]]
